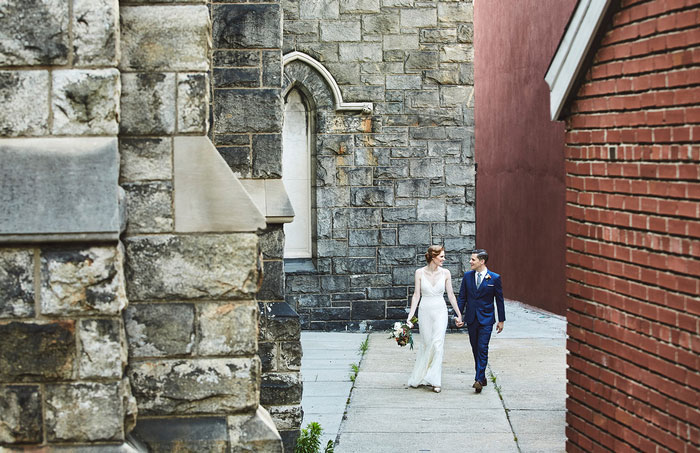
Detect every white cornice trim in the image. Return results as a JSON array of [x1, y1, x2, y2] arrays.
[[545, 0, 613, 121], [283, 51, 373, 114]]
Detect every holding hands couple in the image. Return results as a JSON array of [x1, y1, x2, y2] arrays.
[[407, 246, 506, 394]]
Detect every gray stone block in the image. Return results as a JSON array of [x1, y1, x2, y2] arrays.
[[128, 358, 259, 415], [0, 138, 122, 242], [119, 137, 173, 182], [321, 21, 361, 41], [446, 203, 474, 222], [124, 303, 195, 358], [260, 225, 285, 260], [438, 2, 473, 23], [382, 206, 416, 222], [217, 146, 251, 178], [409, 158, 443, 179], [445, 164, 475, 186], [368, 286, 407, 299], [214, 89, 282, 134], [0, 248, 35, 318], [383, 34, 419, 51], [228, 407, 284, 452], [338, 167, 373, 186], [286, 274, 320, 294], [400, 8, 436, 28], [339, 43, 382, 62], [317, 239, 348, 257], [0, 385, 42, 444], [396, 179, 430, 198], [214, 50, 260, 67], [444, 236, 475, 253], [40, 246, 127, 316], [253, 134, 283, 178], [391, 265, 416, 285], [428, 141, 461, 157], [440, 85, 471, 107], [351, 301, 384, 320], [458, 24, 474, 43], [73, 0, 119, 66], [320, 275, 349, 292], [121, 72, 176, 135], [213, 4, 281, 49], [259, 260, 285, 301], [334, 257, 376, 274], [362, 13, 400, 34], [460, 63, 475, 85], [198, 301, 258, 356], [259, 341, 277, 372], [380, 228, 397, 245], [123, 181, 174, 233], [263, 50, 283, 87], [0, 0, 69, 65], [348, 229, 380, 246], [0, 71, 49, 136], [378, 247, 416, 265], [300, 0, 339, 19], [45, 382, 124, 442], [261, 372, 302, 405], [417, 198, 446, 221], [398, 224, 430, 246], [178, 73, 209, 133], [339, 0, 380, 13], [124, 233, 259, 301], [351, 187, 394, 207], [440, 44, 473, 63], [316, 187, 350, 208], [405, 51, 439, 70], [260, 302, 301, 341], [420, 28, 457, 44], [78, 318, 126, 379], [0, 321, 75, 382], [268, 405, 303, 431], [120, 5, 210, 71], [280, 341, 302, 371], [131, 417, 228, 453], [386, 75, 422, 90]]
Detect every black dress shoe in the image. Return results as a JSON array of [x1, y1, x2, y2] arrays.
[[480, 379, 487, 387], [472, 380, 482, 393]]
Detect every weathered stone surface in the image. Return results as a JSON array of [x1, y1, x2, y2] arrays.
[[351, 187, 394, 206], [299, 0, 339, 19], [260, 302, 301, 341], [267, 405, 302, 431], [131, 417, 229, 453], [259, 260, 285, 301], [340, 0, 380, 13], [124, 234, 259, 301], [0, 385, 42, 444], [120, 5, 210, 71], [214, 68, 260, 88], [0, 71, 49, 136], [213, 4, 281, 49], [458, 24, 474, 43], [123, 181, 174, 233], [279, 341, 302, 371], [228, 407, 283, 453], [398, 224, 430, 246], [321, 21, 361, 42], [45, 382, 124, 442], [128, 358, 259, 415], [0, 248, 35, 318], [261, 372, 302, 406], [263, 51, 282, 88], [199, 301, 258, 356], [259, 341, 277, 372], [259, 225, 285, 260], [0, 321, 74, 381], [177, 73, 209, 133], [120, 72, 176, 135], [40, 246, 127, 316], [73, 0, 119, 66], [0, 0, 69, 65], [447, 203, 475, 222], [351, 301, 384, 319], [438, 2, 473, 23], [339, 43, 382, 62], [362, 13, 399, 34], [252, 134, 283, 178], [125, 303, 195, 358], [0, 137, 123, 242], [214, 89, 282, 134], [378, 247, 416, 265], [120, 138, 172, 182], [400, 8, 436, 28], [51, 69, 120, 135], [218, 146, 251, 177], [78, 318, 126, 379]]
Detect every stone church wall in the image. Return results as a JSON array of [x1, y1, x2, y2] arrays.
[[282, 0, 476, 329], [1, 0, 284, 451]]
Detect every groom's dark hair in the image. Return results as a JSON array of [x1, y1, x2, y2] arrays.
[[472, 249, 489, 263]]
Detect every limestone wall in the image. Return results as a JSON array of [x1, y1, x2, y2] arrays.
[[0, 0, 135, 448], [1, 0, 284, 451], [282, 0, 476, 329]]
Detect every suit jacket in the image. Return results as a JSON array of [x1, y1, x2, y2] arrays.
[[457, 270, 505, 326]]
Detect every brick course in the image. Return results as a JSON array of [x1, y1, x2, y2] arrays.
[[563, 1, 700, 451]]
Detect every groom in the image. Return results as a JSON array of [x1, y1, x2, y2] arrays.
[[455, 249, 505, 393]]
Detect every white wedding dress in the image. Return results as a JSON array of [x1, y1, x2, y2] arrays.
[[408, 269, 448, 388]]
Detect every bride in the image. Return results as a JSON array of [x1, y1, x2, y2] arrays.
[[406, 245, 462, 393]]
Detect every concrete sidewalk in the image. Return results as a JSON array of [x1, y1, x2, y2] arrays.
[[300, 301, 566, 453]]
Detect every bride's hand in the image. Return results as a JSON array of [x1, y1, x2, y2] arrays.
[[406, 320, 413, 328]]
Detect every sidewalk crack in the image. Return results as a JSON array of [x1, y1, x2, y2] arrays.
[[487, 365, 522, 453]]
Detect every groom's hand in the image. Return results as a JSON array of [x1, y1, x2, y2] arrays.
[[454, 317, 464, 328], [496, 321, 504, 333]]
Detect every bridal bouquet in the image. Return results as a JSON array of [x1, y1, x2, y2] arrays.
[[388, 317, 418, 349]]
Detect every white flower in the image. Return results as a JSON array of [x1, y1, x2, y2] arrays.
[[393, 322, 402, 331]]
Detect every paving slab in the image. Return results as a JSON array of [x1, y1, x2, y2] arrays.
[[299, 301, 567, 453]]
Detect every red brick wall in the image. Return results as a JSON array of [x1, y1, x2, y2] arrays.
[[563, 0, 700, 451]]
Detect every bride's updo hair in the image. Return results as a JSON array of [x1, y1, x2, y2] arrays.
[[425, 245, 445, 264]]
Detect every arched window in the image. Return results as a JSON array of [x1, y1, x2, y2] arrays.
[[282, 89, 312, 258]]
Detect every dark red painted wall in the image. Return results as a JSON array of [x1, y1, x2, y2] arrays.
[[474, 0, 577, 315]]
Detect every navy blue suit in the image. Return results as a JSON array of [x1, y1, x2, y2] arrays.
[[457, 270, 505, 383]]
